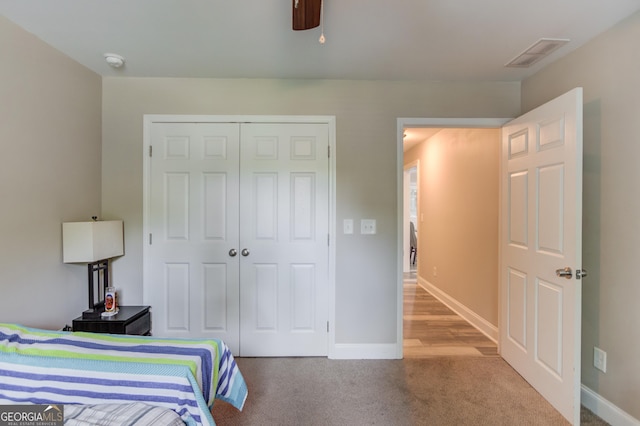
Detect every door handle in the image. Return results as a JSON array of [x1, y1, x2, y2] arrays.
[[241, 248, 250, 257], [556, 267, 573, 279], [229, 249, 237, 257]]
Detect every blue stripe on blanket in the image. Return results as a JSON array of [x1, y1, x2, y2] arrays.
[[217, 349, 232, 395], [0, 368, 196, 395]]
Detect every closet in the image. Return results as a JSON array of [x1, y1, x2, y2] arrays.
[[145, 119, 330, 356]]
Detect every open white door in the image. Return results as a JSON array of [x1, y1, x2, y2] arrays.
[[500, 88, 583, 424]]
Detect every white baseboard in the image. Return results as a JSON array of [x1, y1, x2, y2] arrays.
[[581, 385, 640, 426], [330, 278, 497, 360], [330, 343, 401, 360], [417, 277, 499, 343]]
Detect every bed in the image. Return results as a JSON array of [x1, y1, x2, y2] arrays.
[[0, 323, 247, 425]]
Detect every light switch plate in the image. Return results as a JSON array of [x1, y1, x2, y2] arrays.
[[594, 346, 607, 373], [343, 219, 354, 234], [361, 219, 376, 235]]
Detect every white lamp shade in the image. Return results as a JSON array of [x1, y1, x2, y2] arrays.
[[63, 220, 124, 263]]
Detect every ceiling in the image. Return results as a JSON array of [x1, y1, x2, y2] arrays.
[[1, 0, 639, 81]]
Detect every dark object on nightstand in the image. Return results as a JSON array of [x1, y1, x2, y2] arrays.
[[72, 306, 151, 335]]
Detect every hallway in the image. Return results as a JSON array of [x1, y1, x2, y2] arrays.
[[403, 273, 498, 358]]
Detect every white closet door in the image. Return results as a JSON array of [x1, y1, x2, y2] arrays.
[[239, 123, 329, 356], [146, 119, 330, 357], [147, 122, 241, 351]]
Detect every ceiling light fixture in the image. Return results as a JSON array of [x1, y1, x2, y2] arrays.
[[104, 53, 125, 68], [292, 0, 326, 44]]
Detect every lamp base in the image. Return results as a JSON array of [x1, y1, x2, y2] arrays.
[[82, 308, 105, 319]]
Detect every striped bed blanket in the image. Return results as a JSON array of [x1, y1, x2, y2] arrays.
[[0, 323, 248, 425]]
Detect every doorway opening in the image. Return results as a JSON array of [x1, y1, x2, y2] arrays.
[[403, 162, 418, 278], [399, 90, 584, 422], [397, 118, 509, 359]]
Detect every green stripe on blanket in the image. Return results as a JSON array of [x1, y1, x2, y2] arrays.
[[0, 346, 199, 378]]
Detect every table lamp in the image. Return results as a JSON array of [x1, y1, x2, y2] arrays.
[[63, 218, 124, 318]]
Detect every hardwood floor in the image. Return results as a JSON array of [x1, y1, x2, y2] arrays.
[[403, 274, 498, 358]]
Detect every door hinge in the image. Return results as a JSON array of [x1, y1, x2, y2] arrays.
[[149, 145, 153, 157], [327, 233, 330, 246], [327, 321, 329, 333], [328, 145, 330, 158], [149, 233, 152, 245]]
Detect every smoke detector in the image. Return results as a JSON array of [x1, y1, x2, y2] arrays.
[[505, 38, 569, 68], [104, 53, 125, 68]]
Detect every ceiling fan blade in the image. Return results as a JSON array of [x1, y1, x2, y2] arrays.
[[292, 0, 321, 31]]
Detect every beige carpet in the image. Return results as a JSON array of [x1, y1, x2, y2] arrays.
[[212, 357, 608, 425]]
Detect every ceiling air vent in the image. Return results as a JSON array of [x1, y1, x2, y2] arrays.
[[505, 38, 570, 68]]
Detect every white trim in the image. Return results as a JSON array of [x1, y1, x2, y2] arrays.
[[142, 116, 152, 310], [327, 117, 338, 359], [581, 385, 640, 426], [143, 114, 337, 356], [331, 343, 399, 360], [418, 277, 498, 343], [144, 114, 336, 124], [396, 123, 405, 359], [398, 118, 511, 128], [396, 118, 511, 358]]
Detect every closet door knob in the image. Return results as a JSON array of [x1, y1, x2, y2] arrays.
[[555, 267, 572, 279], [229, 249, 238, 257], [241, 249, 250, 257]]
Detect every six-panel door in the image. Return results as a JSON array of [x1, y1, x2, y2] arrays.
[[500, 88, 583, 424], [147, 121, 329, 356]]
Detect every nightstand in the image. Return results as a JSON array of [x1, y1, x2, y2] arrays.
[[72, 306, 151, 335]]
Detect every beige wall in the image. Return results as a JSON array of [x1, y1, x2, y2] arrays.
[[2, 3, 637, 417], [404, 128, 500, 326], [522, 11, 640, 420], [101, 78, 519, 344], [0, 16, 102, 328]]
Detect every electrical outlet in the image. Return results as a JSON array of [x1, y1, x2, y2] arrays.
[[360, 219, 376, 235], [594, 347, 607, 373]]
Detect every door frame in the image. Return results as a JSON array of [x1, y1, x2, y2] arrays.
[[395, 117, 510, 358], [142, 114, 337, 355]]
